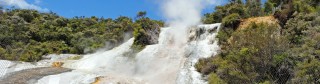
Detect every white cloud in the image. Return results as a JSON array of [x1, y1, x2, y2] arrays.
[[206, 0, 227, 6], [34, 0, 41, 4], [0, 0, 49, 12]]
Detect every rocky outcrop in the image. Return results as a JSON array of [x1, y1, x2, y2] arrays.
[[138, 24, 160, 45], [0, 67, 71, 84], [189, 24, 219, 42], [132, 19, 161, 50]]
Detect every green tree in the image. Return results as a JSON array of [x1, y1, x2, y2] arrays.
[[246, 0, 263, 16], [136, 11, 147, 19], [132, 12, 161, 51], [264, 0, 275, 15], [202, 1, 247, 24], [222, 13, 241, 29]]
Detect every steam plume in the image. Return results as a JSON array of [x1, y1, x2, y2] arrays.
[[159, 0, 217, 44]]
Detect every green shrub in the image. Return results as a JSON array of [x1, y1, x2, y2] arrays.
[[293, 0, 317, 13], [292, 59, 320, 83], [202, 2, 247, 24], [264, 1, 275, 15], [222, 13, 241, 29], [19, 50, 41, 62], [195, 58, 217, 75], [0, 47, 6, 59], [246, 0, 263, 16], [208, 73, 226, 84], [216, 28, 234, 46]]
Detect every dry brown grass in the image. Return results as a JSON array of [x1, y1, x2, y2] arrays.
[[227, 16, 281, 44], [238, 16, 280, 30]]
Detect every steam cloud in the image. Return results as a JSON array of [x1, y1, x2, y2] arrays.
[[162, 0, 201, 27], [161, 0, 224, 26], [159, 0, 219, 44]]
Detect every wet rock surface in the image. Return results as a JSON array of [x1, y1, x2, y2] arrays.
[[0, 67, 71, 84]]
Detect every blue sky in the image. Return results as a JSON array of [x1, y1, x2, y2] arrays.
[[39, 0, 163, 19], [1, 0, 267, 20]]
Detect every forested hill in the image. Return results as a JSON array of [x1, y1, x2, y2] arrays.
[[0, 9, 164, 62], [196, 0, 320, 84]]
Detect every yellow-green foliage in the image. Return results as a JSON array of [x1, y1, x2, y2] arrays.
[[202, 1, 247, 24], [208, 73, 226, 84], [68, 55, 83, 60], [292, 59, 320, 84], [195, 58, 217, 75], [293, 0, 317, 13], [195, 58, 207, 72], [259, 81, 271, 84]]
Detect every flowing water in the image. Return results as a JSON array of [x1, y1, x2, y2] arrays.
[[31, 23, 221, 84]]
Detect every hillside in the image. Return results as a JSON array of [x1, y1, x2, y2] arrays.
[[0, 10, 163, 62], [197, 0, 320, 84]]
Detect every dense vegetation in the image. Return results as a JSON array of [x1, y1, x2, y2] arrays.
[[0, 8, 163, 62], [197, 0, 320, 84]]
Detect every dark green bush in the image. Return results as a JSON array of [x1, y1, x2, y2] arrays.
[[202, 2, 247, 24], [264, 0, 275, 15], [222, 13, 241, 29]]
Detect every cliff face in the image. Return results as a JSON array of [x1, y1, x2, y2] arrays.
[[133, 24, 160, 48], [143, 24, 161, 45]]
